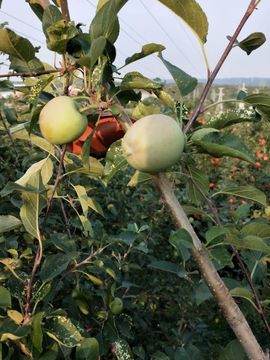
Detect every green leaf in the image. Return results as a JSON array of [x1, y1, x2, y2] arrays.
[[148, 261, 188, 279], [124, 43, 165, 66], [0, 215, 22, 233], [175, 345, 201, 360], [154, 90, 175, 109], [0, 286, 11, 309], [9, 56, 44, 73], [0, 319, 31, 341], [132, 101, 161, 120], [45, 316, 83, 347], [158, 0, 208, 44], [241, 223, 270, 240], [225, 234, 270, 254], [205, 226, 227, 247], [66, 33, 91, 59], [42, 5, 63, 34], [238, 32, 266, 55], [76, 337, 99, 360], [65, 153, 104, 178], [39, 348, 59, 360], [205, 109, 259, 129], [158, 53, 197, 97], [16, 158, 53, 187], [213, 186, 267, 207], [3, 106, 17, 125], [186, 165, 209, 205], [151, 352, 170, 360], [182, 205, 215, 222], [127, 170, 152, 187], [79, 214, 94, 236], [230, 287, 256, 308], [0, 28, 36, 61], [103, 140, 127, 184], [40, 252, 79, 282], [45, 20, 79, 54], [27, 1, 55, 20], [20, 171, 47, 239], [32, 312, 45, 352], [78, 36, 107, 69], [190, 127, 219, 142], [243, 93, 270, 119], [193, 132, 254, 163], [73, 185, 89, 215], [195, 282, 212, 305], [42, 5, 79, 54], [244, 93, 270, 107], [218, 339, 247, 360], [120, 72, 162, 91], [87, 197, 104, 217], [113, 339, 134, 360], [78, 271, 104, 286], [12, 129, 56, 158], [169, 228, 193, 262], [0, 80, 14, 91], [209, 248, 233, 268], [90, 0, 128, 43], [0, 181, 44, 197]]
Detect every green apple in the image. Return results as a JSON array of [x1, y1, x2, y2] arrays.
[[39, 96, 88, 145], [122, 114, 185, 173], [109, 297, 123, 315]]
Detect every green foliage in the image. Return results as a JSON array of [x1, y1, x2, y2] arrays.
[[158, 53, 198, 97], [238, 32, 266, 55], [0, 1, 269, 359], [158, 0, 208, 44], [0, 28, 44, 72]]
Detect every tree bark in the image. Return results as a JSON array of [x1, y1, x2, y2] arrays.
[[154, 173, 268, 360]]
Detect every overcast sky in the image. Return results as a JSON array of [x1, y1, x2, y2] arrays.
[[0, 0, 269, 80]]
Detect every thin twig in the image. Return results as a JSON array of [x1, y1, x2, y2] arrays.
[[59, 198, 72, 238], [234, 249, 270, 336], [0, 68, 62, 79], [184, 0, 259, 133], [23, 229, 43, 324], [42, 145, 67, 233], [0, 111, 18, 159]]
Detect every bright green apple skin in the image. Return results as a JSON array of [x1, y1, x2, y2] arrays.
[[122, 114, 185, 173], [39, 96, 88, 145]]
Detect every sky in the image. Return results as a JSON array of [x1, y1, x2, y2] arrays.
[[0, 0, 269, 80]]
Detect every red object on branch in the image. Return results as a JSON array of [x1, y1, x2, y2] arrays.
[[69, 114, 125, 157]]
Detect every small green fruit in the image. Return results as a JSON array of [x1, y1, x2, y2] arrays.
[[109, 297, 123, 315], [122, 114, 185, 173], [39, 96, 87, 145]]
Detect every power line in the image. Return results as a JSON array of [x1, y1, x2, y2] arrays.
[[138, 0, 202, 77], [0, 1, 163, 79], [0, 9, 43, 33], [83, 0, 162, 78], [15, 30, 46, 46], [0, 10, 45, 45]]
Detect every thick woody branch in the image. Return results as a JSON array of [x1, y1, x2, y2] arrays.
[[154, 173, 268, 360]]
